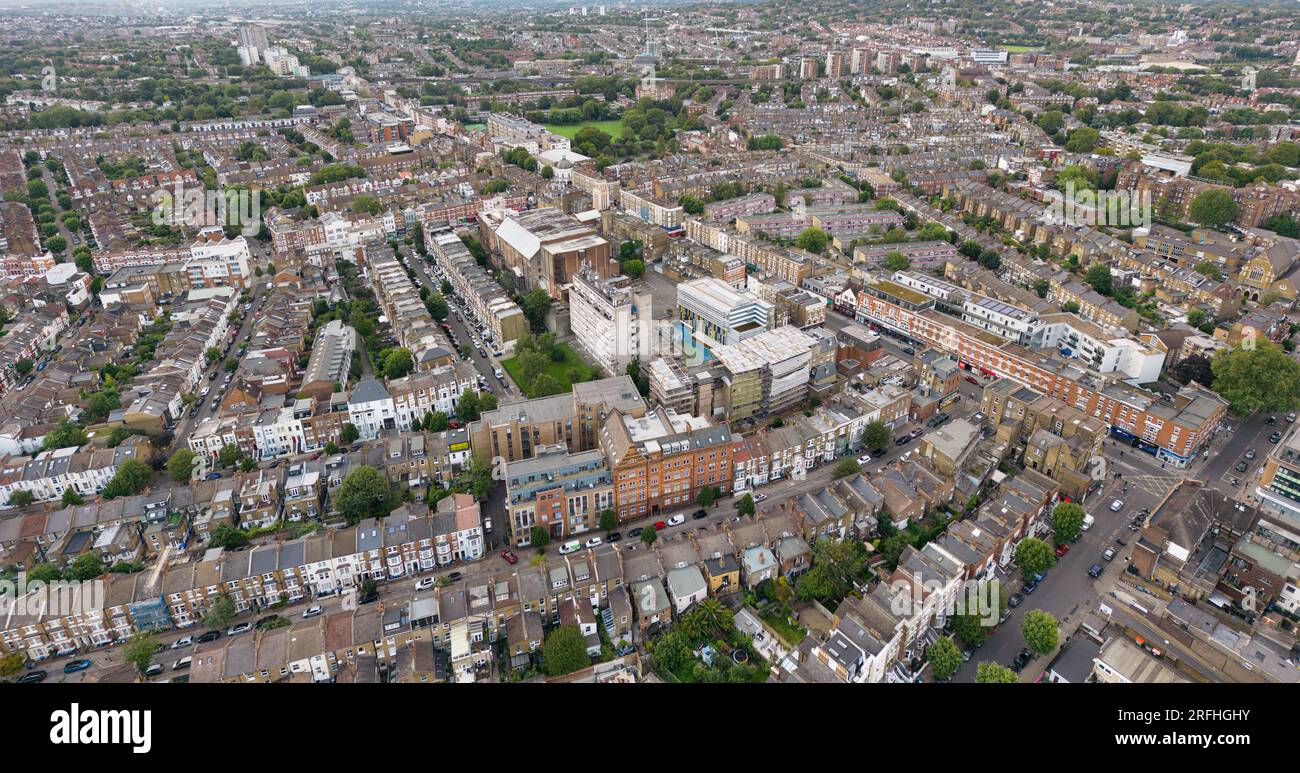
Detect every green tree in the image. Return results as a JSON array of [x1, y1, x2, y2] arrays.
[[382, 348, 414, 379], [795, 539, 870, 603], [697, 486, 719, 508], [1084, 263, 1113, 295], [599, 509, 618, 534], [1188, 189, 1238, 228], [529, 525, 550, 549], [952, 580, 1009, 646], [1020, 609, 1059, 655], [68, 551, 104, 582], [224, 358, 239, 373], [520, 289, 553, 332], [166, 449, 196, 483], [1051, 501, 1086, 545], [975, 661, 1018, 683], [862, 420, 891, 451], [7, 489, 34, 508], [334, 465, 390, 525], [123, 631, 158, 676], [101, 459, 152, 499], [203, 593, 238, 629], [456, 388, 481, 422], [641, 526, 658, 546], [210, 522, 249, 550], [0, 651, 26, 677], [44, 419, 88, 451], [883, 251, 910, 271], [61, 488, 85, 506], [794, 227, 830, 254], [218, 443, 241, 468], [1210, 343, 1300, 414], [926, 636, 963, 681], [542, 624, 592, 676], [428, 411, 451, 432], [340, 423, 360, 444], [1064, 127, 1100, 153], [737, 494, 756, 518], [1014, 537, 1056, 581], [680, 195, 704, 215], [833, 457, 861, 479]]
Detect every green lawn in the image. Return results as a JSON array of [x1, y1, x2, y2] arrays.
[[1000, 44, 1043, 53], [543, 120, 623, 141], [500, 343, 597, 398]]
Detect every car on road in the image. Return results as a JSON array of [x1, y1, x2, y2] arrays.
[[1102, 547, 1117, 561], [204, 472, 222, 480], [1088, 563, 1103, 578], [584, 537, 603, 548], [1288, 413, 1297, 424], [1055, 543, 1070, 558], [1235, 461, 1250, 472], [1266, 415, 1278, 426], [302, 605, 323, 618], [415, 577, 436, 591], [196, 630, 221, 644], [964, 375, 980, 385], [1007, 593, 1023, 608], [226, 622, 252, 636], [628, 527, 644, 538], [63, 659, 92, 674], [1245, 449, 1257, 460], [499, 549, 518, 564], [172, 657, 192, 671], [200, 386, 210, 397], [754, 493, 768, 502], [857, 454, 873, 465], [1011, 648, 1033, 672], [1109, 499, 1124, 512], [172, 635, 193, 649], [653, 521, 667, 531], [559, 540, 581, 555], [1270, 432, 1282, 444], [17, 670, 48, 683], [1021, 580, 1038, 595], [144, 663, 164, 677], [894, 436, 910, 446], [1081, 513, 1095, 531], [447, 572, 462, 583], [692, 509, 708, 520], [667, 514, 685, 527], [607, 532, 621, 543]]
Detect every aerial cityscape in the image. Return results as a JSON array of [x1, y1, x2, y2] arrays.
[[1, 0, 1299, 695]]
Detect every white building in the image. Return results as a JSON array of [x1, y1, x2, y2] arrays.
[[677, 277, 775, 357], [347, 377, 397, 440], [568, 270, 654, 375]]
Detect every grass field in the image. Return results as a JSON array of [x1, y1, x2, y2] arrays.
[[500, 343, 597, 398], [543, 120, 623, 140], [1000, 44, 1043, 53]]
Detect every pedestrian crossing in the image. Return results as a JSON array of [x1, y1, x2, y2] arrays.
[[1121, 474, 1183, 498]]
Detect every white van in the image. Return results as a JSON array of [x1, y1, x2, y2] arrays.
[[1081, 513, 1095, 531], [558, 540, 581, 555]]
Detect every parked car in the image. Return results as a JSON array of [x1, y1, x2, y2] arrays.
[[627, 527, 644, 538], [226, 622, 252, 636], [667, 514, 685, 526], [1007, 593, 1023, 608], [172, 657, 192, 671], [1109, 499, 1124, 512], [1021, 580, 1038, 595], [1102, 547, 1117, 561], [63, 659, 92, 674], [144, 663, 164, 678], [1055, 543, 1070, 558], [1011, 648, 1033, 672], [653, 521, 667, 531], [1235, 461, 1250, 472], [195, 630, 220, 644], [1288, 413, 1296, 424], [17, 670, 48, 683], [1245, 449, 1257, 460], [692, 509, 708, 520], [415, 577, 435, 591], [584, 536, 603, 548], [446, 572, 462, 583], [559, 540, 581, 555], [754, 493, 768, 503], [171, 635, 193, 649], [1088, 563, 1103, 579], [857, 454, 873, 465], [1266, 415, 1278, 426], [1270, 432, 1282, 444], [499, 549, 518, 564], [302, 605, 323, 618], [607, 532, 622, 543]]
